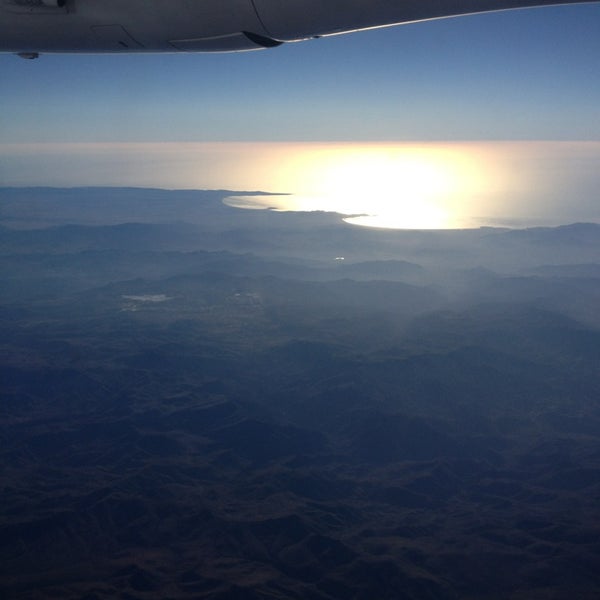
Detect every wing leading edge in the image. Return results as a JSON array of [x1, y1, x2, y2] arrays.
[[1, 0, 598, 55]]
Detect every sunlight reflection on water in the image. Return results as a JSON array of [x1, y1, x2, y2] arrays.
[[223, 142, 600, 229]]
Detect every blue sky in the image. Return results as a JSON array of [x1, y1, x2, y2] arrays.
[[1, 3, 599, 143]]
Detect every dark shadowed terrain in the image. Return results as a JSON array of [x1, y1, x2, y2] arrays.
[[1, 187, 600, 599]]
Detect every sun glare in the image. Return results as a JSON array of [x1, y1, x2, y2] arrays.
[[265, 144, 490, 229]]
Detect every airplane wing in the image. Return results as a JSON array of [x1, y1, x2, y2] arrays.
[[1, 0, 597, 57]]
